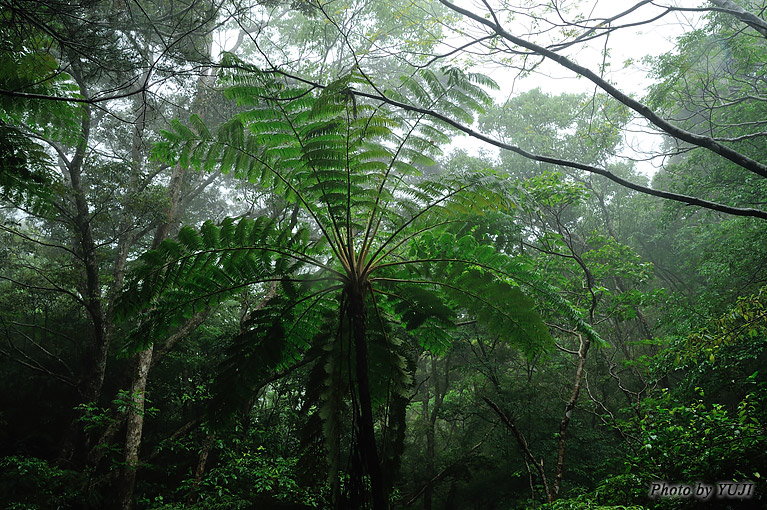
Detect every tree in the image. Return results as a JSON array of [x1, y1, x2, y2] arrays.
[[274, 0, 767, 221], [118, 63, 601, 508], [0, 2, 235, 506]]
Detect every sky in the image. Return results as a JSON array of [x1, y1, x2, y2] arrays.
[[211, 0, 708, 178], [437, 0, 707, 177]]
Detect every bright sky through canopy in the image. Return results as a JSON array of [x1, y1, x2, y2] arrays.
[[436, 0, 706, 176]]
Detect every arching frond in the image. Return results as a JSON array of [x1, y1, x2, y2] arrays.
[[116, 216, 320, 350], [371, 230, 602, 356], [153, 65, 499, 277]]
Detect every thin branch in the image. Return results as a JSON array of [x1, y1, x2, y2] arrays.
[[437, 0, 767, 181], [271, 69, 767, 220], [482, 396, 552, 503], [404, 422, 497, 507]]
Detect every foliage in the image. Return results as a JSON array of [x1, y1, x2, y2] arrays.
[[646, 6, 767, 210], [651, 285, 767, 398], [596, 286, 767, 508], [3, 2, 767, 509], [530, 498, 647, 510], [0, 125, 56, 209], [0, 455, 86, 509], [187, 446, 324, 508], [631, 387, 765, 481], [480, 89, 630, 180], [0, 8, 81, 209]]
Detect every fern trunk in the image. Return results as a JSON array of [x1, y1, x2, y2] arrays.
[[349, 285, 387, 510]]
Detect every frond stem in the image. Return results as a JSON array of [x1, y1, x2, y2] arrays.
[[362, 184, 472, 278]]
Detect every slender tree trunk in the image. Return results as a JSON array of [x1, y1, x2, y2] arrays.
[[552, 333, 591, 499], [118, 344, 153, 510], [117, 163, 186, 509], [349, 285, 387, 510], [69, 120, 109, 407], [187, 433, 215, 504], [422, 354, 449, 509], [112, 29, 216, 503], [422, 379, 434, 510]]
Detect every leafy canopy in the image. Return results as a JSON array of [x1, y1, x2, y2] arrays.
[[118, 59, 599, 504]]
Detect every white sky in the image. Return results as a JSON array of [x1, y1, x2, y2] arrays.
[[439, 0, 707, 177], [212, 0, 708, 178]]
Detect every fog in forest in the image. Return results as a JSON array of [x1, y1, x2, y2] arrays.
[[1, 1, 766, 509]]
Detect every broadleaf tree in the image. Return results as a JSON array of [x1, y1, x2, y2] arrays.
[[277, 0, 767, 221]]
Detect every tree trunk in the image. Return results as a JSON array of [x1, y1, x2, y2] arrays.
[[118, 344, 154, 510], [57, 68, 111, 467], [422, 354, 449, 509], [117, 163, 186, 509], [422, 379, 434, 510], [187, 433, 215, 504], [552, 333, 591, 499], [349, 285, 387, 510], [107, 29, 215, 502]]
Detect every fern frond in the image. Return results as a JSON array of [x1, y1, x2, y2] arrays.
[[116, 216, 331, 350]]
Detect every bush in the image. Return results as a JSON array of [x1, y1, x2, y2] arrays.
[[0, 455, 86, 509]]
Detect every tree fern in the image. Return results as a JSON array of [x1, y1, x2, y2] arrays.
[[123, 60, 596, 509]]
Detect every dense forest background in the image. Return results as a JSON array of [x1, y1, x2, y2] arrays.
[[1, 0, 766, 509]]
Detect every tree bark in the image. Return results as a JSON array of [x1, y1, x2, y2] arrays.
[[118, 344, 153, 510], [552, 333, 591, 499], [108, 29, 216, 503], [350, 285, 387, 510], [68, 117, 109, 407]]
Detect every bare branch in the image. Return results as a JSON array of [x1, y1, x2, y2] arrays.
[[261, 68, 767, 220], [709, 0, 767, 37]]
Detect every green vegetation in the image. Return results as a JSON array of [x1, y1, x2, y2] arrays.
[[1, 1, 765, 509]]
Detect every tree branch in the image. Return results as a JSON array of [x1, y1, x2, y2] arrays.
[[437, 0, 767, 181], [264, 68, 767, 220]]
